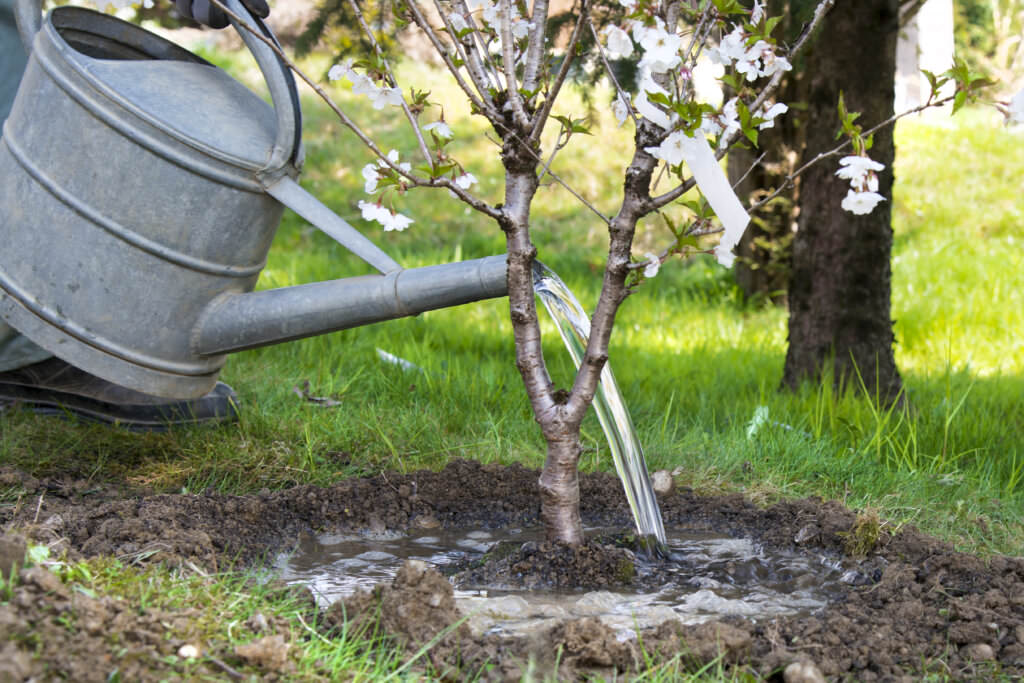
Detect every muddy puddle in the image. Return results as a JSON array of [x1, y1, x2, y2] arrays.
[[276, 526, 852, 638]]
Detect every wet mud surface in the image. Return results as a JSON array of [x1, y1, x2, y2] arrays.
[[2, 459, 1023, 680]]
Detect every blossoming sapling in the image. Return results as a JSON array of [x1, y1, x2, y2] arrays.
[[146, 0, 1003, 544]]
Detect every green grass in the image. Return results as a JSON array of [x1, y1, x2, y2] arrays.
[[2, 54, 1023, 680], [2, 59, 1021, 552]]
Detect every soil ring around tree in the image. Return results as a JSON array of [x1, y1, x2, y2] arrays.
[[1, 459, 1022, 681]]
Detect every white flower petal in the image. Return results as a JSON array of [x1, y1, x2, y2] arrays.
[[643, 253, 660, 278], [423, 121, 454, 139], [840, 189, 886, 215]]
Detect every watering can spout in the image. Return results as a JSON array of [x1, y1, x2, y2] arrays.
[[194, 255, 509, 356]]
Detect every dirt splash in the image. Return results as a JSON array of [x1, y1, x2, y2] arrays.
[[2, 459, 1023, 680]]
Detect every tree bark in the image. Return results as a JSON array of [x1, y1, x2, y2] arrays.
[[782, 0, 903, 401]]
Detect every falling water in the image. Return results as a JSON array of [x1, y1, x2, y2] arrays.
[[532, 263, 667, 549]]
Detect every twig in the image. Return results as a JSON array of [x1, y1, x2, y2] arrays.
[[206, 0, 502, 220], [588, 19, 639, 128], [528, 0, 591, 143], [455, 0, 507, 90], [296, 612, 334, 646], [206, 656, 244, 680], [499, 0, 531, 129], [33, 492, 43, 524], [747, 92, 958, 214], [415, 0, 495, 115], [344, 0, 432, 166]]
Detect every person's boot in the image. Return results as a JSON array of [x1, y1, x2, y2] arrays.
[[0, 358, 238, 430]]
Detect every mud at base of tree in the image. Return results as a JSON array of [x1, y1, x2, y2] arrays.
[[1, 459, 1022, 681]]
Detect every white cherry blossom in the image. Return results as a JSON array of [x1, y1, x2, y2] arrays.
[[363, 149, 412, 194], [841, 189, 886, 215], [359, 200, 414, 231], [370, 86, 404, 110], [761, 52, 792, 78], [1008, 88, 1024, 125], [362, 162, 381, 193], [835, 155, 885, 182], [643, 253, 660, 278], [611, 92, 631, 127], [750, 0, 765, 23], [454, 172, 478, 189], [709, 27, 746, 66], [644, 130, 688, 166], [423, 121, 454, 139], [638, 26, 682, 74], [758, 102, 788, 130], [602, 25, 634, 60]]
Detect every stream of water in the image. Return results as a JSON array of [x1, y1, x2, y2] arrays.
[[532, 263, 667, 547]]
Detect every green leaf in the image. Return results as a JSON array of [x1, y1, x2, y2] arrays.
[[712, 0, 746, 15], [764, 15, 783, 37], [646, 91, 674, 108], [952, 89, 967, 115], [26, 544, 50, 565]]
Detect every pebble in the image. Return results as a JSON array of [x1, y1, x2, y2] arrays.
[[650, 470, 674, 495], [962, 642, 995, 661], [177, 644, 200, 659], [783, 660, 826, 683], [235, 634, 290, 671]]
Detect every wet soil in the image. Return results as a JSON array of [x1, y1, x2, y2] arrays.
[[2, 458, 1023, 680]]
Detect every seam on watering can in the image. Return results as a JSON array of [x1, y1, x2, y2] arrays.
[[2, 135, 266, 280], [0, 268, 226, 377], [34, 31, 273, 193], [388, 270, 414, 319], [189, 290, 237, 358]]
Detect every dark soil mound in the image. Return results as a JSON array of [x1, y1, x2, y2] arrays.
[[2, 459, 1023, 680]]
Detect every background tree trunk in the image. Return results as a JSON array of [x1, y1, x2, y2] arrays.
[[782, 0, 903, 400], [729, 0, 813, 305]]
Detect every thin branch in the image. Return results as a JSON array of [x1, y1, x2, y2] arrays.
[[522, 0, 550, 92], [732, 151, 768, 189], [588, 19, 639, 128], [345, 0, 432, 166], [456, 0, 508, 90], [207, 0, 502, 220], [747, 92, 958, 213], [427, 0, 498, 103], [406, 0, 494, 116], [528, 0, 591, 143], [499, 0, 531, 128]]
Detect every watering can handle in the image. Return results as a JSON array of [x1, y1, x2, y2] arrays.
[[13, 0, 302, 172]]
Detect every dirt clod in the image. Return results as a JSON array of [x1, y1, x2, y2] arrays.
[[783, 660, 827, 683], [234, 634, 291, 672]]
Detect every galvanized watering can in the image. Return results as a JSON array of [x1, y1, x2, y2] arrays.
[[0, 0, 507, 398]]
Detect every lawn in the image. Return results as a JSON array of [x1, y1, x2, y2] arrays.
[[1, 52, 1022, 680]]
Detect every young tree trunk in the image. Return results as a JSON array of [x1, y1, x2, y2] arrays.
[[782, 0, 904, 401]]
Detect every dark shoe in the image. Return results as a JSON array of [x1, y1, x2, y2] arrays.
[[0, 358, 238, 430]]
